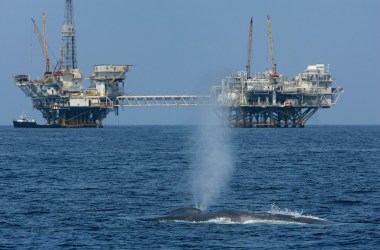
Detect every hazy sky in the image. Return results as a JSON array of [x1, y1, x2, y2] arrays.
[[1, 0, 379, 125]]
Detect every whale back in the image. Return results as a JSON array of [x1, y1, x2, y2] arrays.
[[166, 207, 203, 215], [143, 208, 331, 224]]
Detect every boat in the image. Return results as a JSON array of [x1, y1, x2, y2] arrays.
[[13, 113, 37, 128]]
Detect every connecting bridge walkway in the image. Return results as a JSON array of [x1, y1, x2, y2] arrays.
[[115, 95, 212, 107]]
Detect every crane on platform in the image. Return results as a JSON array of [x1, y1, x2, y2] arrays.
[[31, 14, 51, 74], [245, 17, 253, 80], [267, 16, 278, 78], [267, 16, 278, 107]]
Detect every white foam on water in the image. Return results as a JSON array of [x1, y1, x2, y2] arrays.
[[268, 204, 304, 217], [208, 217, 236, 224], [206, 217, 298, 225], [268, 203, 325, 221], [168, 217, 304, 225]]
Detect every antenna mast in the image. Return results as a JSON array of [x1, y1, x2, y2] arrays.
[[60, 0, 77, 70]]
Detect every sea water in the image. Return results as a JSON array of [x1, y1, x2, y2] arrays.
[[0, 125, 379, 249]]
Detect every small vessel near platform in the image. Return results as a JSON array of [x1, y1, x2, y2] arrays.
[[13, 113, 37, 128]]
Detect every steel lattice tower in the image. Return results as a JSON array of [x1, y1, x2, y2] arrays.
[[60, 0, 77, 70]]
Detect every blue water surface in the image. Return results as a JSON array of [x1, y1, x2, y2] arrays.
[[0, 125, 379, 249]]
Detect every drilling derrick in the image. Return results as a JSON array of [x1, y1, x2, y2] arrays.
[[60, 0, 77, 70]]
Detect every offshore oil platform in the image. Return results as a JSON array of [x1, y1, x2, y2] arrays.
[[212, 17, 343, 127], [14, 0, 342, 128]]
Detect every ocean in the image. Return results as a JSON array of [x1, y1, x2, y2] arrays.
[[0, 125, 379, 249]]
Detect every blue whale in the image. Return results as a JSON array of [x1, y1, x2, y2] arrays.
[[143, 207, 331, 224]]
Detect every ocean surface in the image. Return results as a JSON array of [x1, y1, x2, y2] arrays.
[[0, 125, 379, 249]]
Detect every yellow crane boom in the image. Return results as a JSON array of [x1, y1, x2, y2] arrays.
[[32, 13, 51, 74]]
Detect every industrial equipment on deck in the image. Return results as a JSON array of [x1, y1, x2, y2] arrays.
[[212, 64, 343, 127]]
